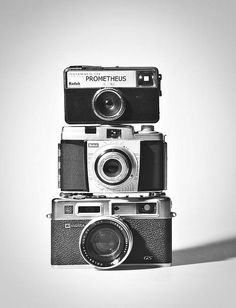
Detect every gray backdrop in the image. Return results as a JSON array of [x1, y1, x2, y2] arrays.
[[0, 0, 235, 307]]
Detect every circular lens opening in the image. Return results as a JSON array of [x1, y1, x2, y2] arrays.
[[103, 159, 122, 178], [92, 89, 125, 121], [95, 149, 132, 186], [104, 99, 115, 109], [80, 218, 133, 269], [90, 227, 122, 258]]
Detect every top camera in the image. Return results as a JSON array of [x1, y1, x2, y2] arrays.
[[64, 66, 162, 124]]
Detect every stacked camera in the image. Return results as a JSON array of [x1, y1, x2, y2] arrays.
[[48, 66, 175, 269]]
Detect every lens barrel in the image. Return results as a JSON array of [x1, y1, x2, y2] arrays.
[[92, 88, 125, 121], [79, 217, 133, 269], [95, 149, 132, 186]]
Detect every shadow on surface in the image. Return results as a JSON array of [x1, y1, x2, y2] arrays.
[[173, 237, 236, 266], [107, 264, 162, 271]]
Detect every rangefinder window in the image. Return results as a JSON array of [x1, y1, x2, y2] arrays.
[[137, 203, 156, 214], [112, 203, 156, 215]]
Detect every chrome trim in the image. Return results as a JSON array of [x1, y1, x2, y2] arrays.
[[61, 125, 164, 141], [59, 191, 164, 197], [51, 196, 174, 220]]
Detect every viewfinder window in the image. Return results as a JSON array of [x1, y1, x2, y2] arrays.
[[78, 206, 100, 213], [137, 71, 154, 86]]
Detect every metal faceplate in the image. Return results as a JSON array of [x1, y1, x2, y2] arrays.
[[51, 196, 173, 220], [87, 139, 140, 193]]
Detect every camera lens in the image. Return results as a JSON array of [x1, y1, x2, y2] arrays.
[[91, 228, 122, 257], [95, 149, 132, 185], [80, 217, 133, 269], [103, 159, 122, 177], [92, 88, 125, 121]]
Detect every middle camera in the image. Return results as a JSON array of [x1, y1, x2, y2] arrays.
[[58, 125, 167, 194]]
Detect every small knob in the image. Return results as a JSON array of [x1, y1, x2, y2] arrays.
[[141, 125, 154, 132]]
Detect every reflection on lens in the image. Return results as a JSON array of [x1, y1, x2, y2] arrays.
[[91, 228, 121, 257], [92, 89, 125, 121], [104, 99, 115, 109], [103, 159, 122, 178], [84, 224, 125, 263]]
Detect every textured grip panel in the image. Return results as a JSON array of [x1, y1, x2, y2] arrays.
[[51, 220, 89, 265], [124, 218, 172, 264], [51, 218, 172, 265], [138, 141, 167, 191], [60, 140, 88, 191]]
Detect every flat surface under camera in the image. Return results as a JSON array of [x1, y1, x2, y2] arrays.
[[2, 240, 236, 308], [47, 246, 236, 308]]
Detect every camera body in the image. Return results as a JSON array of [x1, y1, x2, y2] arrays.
[[50, 195, 173, 268], [58, 125, 167, 193], [47, 65, 175, 270], [64, 66, 162, 124]]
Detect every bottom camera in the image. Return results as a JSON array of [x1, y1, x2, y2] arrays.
[[49, 195, 175, 269]]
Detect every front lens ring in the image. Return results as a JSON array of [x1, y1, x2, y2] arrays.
[[79, 217, 133, 269], [95, 149, 132, 185], [92, 88, 126, 121]]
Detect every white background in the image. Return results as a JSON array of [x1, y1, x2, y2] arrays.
[[0, 0, 235, 307]]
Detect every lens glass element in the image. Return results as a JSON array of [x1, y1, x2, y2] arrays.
[[103, 159, 122, 178], [91, 227, 121, 257]]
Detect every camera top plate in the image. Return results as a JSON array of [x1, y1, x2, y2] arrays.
[[61, 125, 165, 141]]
